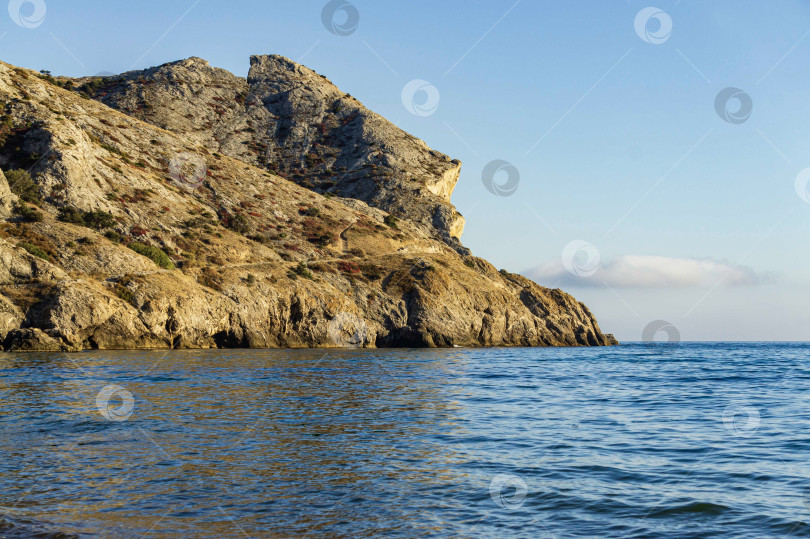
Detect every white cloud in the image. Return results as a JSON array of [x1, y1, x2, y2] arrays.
[[525, 255, 766, 289]]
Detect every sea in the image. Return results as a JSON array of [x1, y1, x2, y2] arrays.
[[1, 342, 808, 538]]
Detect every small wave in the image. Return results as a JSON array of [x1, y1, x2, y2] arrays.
[[647, 501, 731, 517]]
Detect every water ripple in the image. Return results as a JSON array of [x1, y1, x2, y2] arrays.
[[0, 343, 808, 537]]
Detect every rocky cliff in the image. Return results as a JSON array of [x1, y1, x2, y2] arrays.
[[0, 57, 616, 351], [85, 55, 467, 251]]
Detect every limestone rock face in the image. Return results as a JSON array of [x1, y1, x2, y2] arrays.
[[0, 58, 617, 351], [0, 238, 68, 284], [89, 55, 467, 248], [0, 293, 22, 340], [0, 169, 14, 218]]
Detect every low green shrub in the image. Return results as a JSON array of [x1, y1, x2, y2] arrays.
[[57, 205, 116, 230], [18, 242, 49, 260], [288, 262, 313, 280], [104, 230, 121, 243], [83, 210, 117, 229], [384, 214, 398, 229], [12, 202, 43, 222], [228, 213, 252, 234], [127, 242, 174, 270], [57, 206, 85, 225]]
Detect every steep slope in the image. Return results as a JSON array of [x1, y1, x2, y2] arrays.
[[82, 55, 467, 252], [0, 60, 616, 351]]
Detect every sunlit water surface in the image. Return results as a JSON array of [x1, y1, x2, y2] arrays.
[[1, 343, 809, 538]]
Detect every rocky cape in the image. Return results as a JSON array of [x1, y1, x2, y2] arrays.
[[0, 56, 616, 351]]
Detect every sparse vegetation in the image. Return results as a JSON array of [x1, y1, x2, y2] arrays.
[[384, 214, 398, 229], [12, 202, 43, 223], [361, 264, 383, 281], [198, 267, 223, 291], [78, 77, 118, 97], [115, 284, 135, 305], [5, 169, 41, 204], [228, 213, 252, 234], [338, 261, 361, 275], [104, 230, 121, 243], [57, 206, 116, 230], [288, 262, 313, 280], [100, 142, 125, 156], [56, 206, 83, 225], [114, 275, 137, 306], [18, 242, 49, 260], [127, 242, 175, 270]]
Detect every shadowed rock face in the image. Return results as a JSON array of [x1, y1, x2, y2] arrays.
[[0, 58, 617, 351], [89, 55, 467, 251]]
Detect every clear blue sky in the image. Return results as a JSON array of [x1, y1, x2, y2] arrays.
[[5, 0, 810, 341]]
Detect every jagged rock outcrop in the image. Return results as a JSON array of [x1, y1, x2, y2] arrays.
[[84, 55, 467, 250], [0, 58, 617, 351]]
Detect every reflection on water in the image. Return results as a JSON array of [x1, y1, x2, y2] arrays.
[[1, 344, 809, 537]]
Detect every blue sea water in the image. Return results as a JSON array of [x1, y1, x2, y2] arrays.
[[0, 343, 809, 538]]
